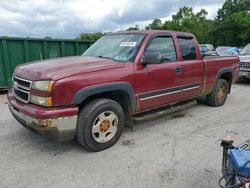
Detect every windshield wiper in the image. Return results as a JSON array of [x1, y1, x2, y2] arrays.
[[92, 55, 124, 63], [96, 55, 123, 63], [96, 55, 111, 59]]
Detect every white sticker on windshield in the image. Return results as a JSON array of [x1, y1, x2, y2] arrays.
[[120, 42, 137, 47]]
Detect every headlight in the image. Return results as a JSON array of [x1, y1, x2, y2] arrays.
[[30, 95, 52, 107], [32, 80, 54, 92]]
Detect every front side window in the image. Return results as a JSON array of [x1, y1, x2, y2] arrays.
[[82, 34, 145, 62], [177, 37, 197, 60], [145, 36, 177, 63]]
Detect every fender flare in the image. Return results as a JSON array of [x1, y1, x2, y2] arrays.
[[71, 82, 136, 112], [214, 68, 233, 93]]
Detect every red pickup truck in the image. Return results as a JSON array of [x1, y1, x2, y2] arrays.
[[8, 30, 239, 151]]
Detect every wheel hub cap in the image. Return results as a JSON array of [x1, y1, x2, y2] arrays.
[[99, 120, 110, 132]]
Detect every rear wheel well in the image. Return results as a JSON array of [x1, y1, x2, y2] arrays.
[[78, 91, 132, 118], [219, 72, 232, 93]]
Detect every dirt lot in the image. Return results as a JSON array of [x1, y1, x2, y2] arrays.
[[1, 81, 250, 188]]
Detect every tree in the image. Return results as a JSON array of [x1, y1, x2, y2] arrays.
[[214, 11, 250, 46], [126, 25, 140, 31], [172, 6, 194, 24], [131, 1, 250, 46], [213, 0, 250, 46], [145, 18, 163, 30], [149, 7, 212, 43], [44, 36, 52, 39], [77, 32, 103, 40], [216, 0, 250, 21]]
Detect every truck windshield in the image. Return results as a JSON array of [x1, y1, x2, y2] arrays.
[[82, 34, 145, 62], [240, 44, 250, 55]]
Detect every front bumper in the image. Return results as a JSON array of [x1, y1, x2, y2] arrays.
[[8, 90, 79, 141], [239, 69, 250, 78]]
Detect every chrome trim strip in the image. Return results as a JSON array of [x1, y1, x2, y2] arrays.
[[14, 76, 32, 90], [139, 84, 200, 101], [13, 76, 32, 103], [13, 87, 30, 104], [16, 87, 30, 94], [240, 68, 250, 71], [17, 84, 30, 91], [183, 86, 200, 92], [140, 90, 182, 101]]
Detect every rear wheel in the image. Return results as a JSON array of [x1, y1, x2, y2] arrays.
[[206, 79, 229, 107], [76, 98, 125, 152]]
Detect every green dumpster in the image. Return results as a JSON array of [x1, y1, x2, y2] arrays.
[[0, 37, 95, 89]]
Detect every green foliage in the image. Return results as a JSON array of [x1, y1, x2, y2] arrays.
[[143, 2, 250, 46], [145, 18, 162, 30], [166, 7, 210, 43], [76, 0, 250, 46], [213, 0, 250, 46], [216, 0, 250, 21], [145, 7, 212, 43], [77, 32, 103, 40], [214, 11, 250, 46], [126, 25, 140, 31], [44, 36, 52, 39]]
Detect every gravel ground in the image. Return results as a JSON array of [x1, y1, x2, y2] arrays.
[[0, 81, 250, 188], [0, 92, 8, 104]]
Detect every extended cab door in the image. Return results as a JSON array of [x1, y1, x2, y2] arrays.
[[135, 35, 182, 111], [177, 36, 203, 99]]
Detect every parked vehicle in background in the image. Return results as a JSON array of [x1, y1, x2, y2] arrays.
[[199, 44, 216, 56], [204, 44, 214, 51], [230, 47, 238, 55], [8, 30, 240, 151], [199, 45, 209, 53], [239, 43, 250, 79], [216, 46, 238, 56]]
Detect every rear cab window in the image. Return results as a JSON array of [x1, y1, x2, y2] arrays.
[[177, 37, 197, 61]]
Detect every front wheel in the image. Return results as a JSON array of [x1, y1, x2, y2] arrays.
[[76, 98, 125, 152], [206, 79, 229, 107]]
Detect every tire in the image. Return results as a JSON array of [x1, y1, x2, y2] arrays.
[[76, 98, 125, 152], [206, 79, 229, 107]]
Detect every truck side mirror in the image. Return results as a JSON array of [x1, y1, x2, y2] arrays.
[[141, 51, 163, 65]]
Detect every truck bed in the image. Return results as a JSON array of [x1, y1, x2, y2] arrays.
[[202, 56, 239, 95]]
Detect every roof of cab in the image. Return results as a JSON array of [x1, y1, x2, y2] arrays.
[[109, 30, 195, 38]]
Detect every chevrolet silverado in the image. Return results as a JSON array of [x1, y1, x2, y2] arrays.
[[8, 30, 240, 151]]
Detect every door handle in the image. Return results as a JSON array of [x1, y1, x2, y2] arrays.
[[175, 67, 182, 74]]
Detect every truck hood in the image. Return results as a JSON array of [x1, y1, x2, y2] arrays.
[[14, 56, 124, 80], [239, 55, 250, 62]]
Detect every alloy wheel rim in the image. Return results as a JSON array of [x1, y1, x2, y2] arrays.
[[217, 84, 226, 103], [92, 111, 118, 143]]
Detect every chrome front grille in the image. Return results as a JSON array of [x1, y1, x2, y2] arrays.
[[240, 62, 250, 69], [13, 76, 32, 103]]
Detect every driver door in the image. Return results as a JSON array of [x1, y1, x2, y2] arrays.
[[135, 35, 183, 111]]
